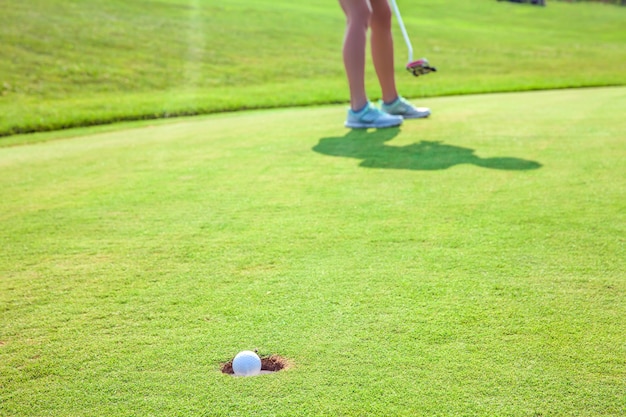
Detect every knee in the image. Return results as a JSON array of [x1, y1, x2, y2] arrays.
[[369, 4, 392, 32], [345, 3, 372, 31]]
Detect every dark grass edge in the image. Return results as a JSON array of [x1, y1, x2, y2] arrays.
[[2, 83, 624, 143]]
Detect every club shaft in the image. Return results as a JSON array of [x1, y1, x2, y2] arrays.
[[389, 0, 413, 63]]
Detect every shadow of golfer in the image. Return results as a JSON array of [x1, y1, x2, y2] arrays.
[[313, 128, 542, 171]]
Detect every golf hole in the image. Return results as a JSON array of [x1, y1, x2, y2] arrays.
[[221, 354, 290, 376]]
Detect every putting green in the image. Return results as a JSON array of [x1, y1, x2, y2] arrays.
[[1, 87, 624, 416]]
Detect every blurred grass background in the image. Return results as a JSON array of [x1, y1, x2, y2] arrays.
[[1, 0, 625, 137]]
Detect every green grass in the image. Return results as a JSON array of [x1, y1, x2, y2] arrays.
[[1, 87, 624, 416], [1, 0, 626, 137]]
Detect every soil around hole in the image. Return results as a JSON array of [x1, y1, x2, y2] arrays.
[[221, 355, 290, 375]]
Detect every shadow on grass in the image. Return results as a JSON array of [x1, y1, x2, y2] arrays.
[[313, 128, 542, 171]]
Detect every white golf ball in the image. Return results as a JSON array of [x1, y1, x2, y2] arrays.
[[232, 350, 262, 377]]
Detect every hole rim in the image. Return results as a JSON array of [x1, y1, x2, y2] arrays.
[[221, 354, 291, 375]]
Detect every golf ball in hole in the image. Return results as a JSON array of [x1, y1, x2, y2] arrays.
[[232, 351, 262, 376]]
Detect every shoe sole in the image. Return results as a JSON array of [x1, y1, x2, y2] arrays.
[[345, 119, 403, 129], [401, 111, 430, 119], [381, 106, 431, 120]]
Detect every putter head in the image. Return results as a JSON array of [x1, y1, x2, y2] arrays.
[[406, 58, 437, 77]]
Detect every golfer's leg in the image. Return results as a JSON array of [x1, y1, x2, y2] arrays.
[[370, 0, 398, 104], [339, 0, 371, 111]]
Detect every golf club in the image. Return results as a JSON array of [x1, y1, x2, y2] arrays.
[[389, 0, 437, 77]]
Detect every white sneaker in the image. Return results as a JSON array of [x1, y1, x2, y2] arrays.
[[380, 96, 430, 119], [345, 102, 403, 129]]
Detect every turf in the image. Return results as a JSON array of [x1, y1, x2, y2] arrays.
[[1, 87, 624, 416], [1, 0, 626, 137]]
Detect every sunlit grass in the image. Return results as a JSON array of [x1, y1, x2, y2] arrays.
[[1, 87, 624, 416]]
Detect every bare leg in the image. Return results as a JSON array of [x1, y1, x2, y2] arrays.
[[338, 0, 372, 111], [369, 0, 398, 104]]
